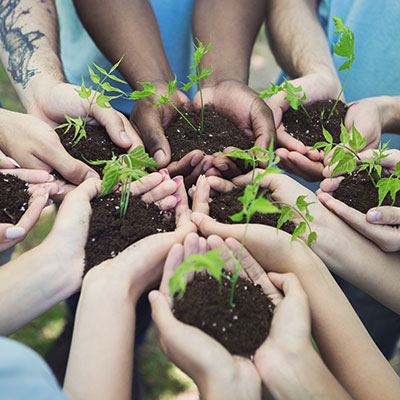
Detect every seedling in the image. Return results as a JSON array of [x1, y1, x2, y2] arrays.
[[327, 16, 355, 121], [180, 39, 213, 134], [169, 142, 317, 308], [88, 145, 158, 218], [311, 123, 400, 206], [258, 79, 312, 122], [57, 56, 128, 145]]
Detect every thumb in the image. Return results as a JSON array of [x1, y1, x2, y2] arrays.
[[149, 290, 177, 336], [367, 207, 400, 225]]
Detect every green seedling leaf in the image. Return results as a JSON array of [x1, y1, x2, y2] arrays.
[[277, 206, 293, 229], [249, 195, 280, 217], [348, 122, 366, 152], [258, 82, 283, 99], [95, 91, 117, 108], [323, 143, 333, 159], [127, 145, 159, 169], [92, 62, 107, 76], [109, 55, 124, 73], [322, 126, 333, 143], [230, 211, 245, 222], [332, 16, 355, 71], [331, 151, 357, 176], [307, 231, 318, 247], [101, 81, 127, 95], [168, 78, 177, 96], [284, 93, 306, 110], [311, 142, 327, 151], [191, 39, 211, 69], [396, 161, 400, 177], [292, 221, 307, 242], [88, 66, 100, 84], [340, 121, 351, 145], [330, 147, 345, 166], [199, 68, 212, 81], [107, 74, 128, 84], [296, 195, 315, 222], [377, 177, 391, 207], [100, 161, 121, 196], [75, 75, 92, 99]]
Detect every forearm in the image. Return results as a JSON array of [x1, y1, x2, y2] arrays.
[[370, 96, 400, 134], [260, 346, 351, 400], [74, 0, 174, 89], [266, 0, 338, 81], [0, 245, 80, 335], [193, 0, 267, 85], [63, 274, 136, 400], [311, 211, 400, 313], [0, 0, 64, 110]]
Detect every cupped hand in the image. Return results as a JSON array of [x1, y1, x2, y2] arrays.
[[150, 232, 285, 400], [265, 73, 342, 181], [27, 81, 142, 150], [194, 79, 275, 179], [130, 81, 211, 184], [0, 169, 59, 252], [0, 109, 100, 185]]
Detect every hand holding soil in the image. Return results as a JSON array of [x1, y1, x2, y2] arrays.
[[0, 169, 58, 252]]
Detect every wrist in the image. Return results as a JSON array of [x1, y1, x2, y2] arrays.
[[372, 96, 400, 133]]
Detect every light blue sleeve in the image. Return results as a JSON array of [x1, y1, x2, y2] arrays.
[[0, 337, 68, 400]]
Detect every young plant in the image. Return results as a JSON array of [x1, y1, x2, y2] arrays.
[[57, 56, 128, 145], [88, 145, 158, 218], [327, 16, 355, 121], [169, 142, 317, 308], [129, 78, 198, 132], [258, 79, 312, 122], [180, 39, 213, 134]]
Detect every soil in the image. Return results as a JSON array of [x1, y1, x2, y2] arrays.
[[282, 99, 347, 147], [333, 169, 400, 214], [55, 124, 125, 176], [173, 272, 275, 358], [165, 107, 254, 161], [209, 186, 295, 234], [84, 192, 176, 274], [0, 174, 30, 224]]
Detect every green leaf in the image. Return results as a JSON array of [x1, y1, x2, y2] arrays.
[[348, 122, 366, 152], [307, 231, 317, 247], [75, 75, 92, 99], [296, 195, 314, 222], [377, 177, 391, 207], [310, 142, 327, 151], [95, 91, 116, 108], [322, 126, 333, 143], [101, 81, 127, 95], [109, 55, 124, 73], [129, 90, 154, 100], [181, 81, 195, 92], [331, 152, 357, 176], [192, 39, 211, 69], [332, 16, 355, 71], [92, 62, 107, 76], [230, 211, 245, 222], [100, 161, 121, 196], [199, 68, 212, 80], [276, 206, 293, 229], [107, 74, 128, 84], [323, 143, 333, 159], [282, 79, 303, 94], [258, 82, 283, 99], [340, 121, 351, 144], [88, 66, 100, 84], [292, 221, 307, 241], [330, 147, 345, 165], [126, 146, 158, 169], [396, 162, 400, 177], [168, 78, 177, 96], [248, 196, 280, 217]]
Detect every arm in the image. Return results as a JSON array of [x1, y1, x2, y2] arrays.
[[192, 0, 276, 178]]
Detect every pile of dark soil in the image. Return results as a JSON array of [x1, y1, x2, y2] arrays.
[[333, 170, 400, 213], [209, 186, 295, 234], [173, 272, 275, 357], [282, 99, 347, 146], [55, 124, 125, 176], [0, 174, 30, 224], [84, 192, 175, 274], [165, 107, 253, 161]]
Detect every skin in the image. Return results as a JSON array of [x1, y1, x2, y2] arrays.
[[319, 148, 400, 252], [0, 0, 141, 188], [0, 168, 59, 252], [192, 0, 276, 179], [151, 233, 349, 399]]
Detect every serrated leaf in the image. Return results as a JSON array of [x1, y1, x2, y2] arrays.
[[323, 143, 333, 158], [168, 78, 177, 95], [96, 91, 114, 108], [92, 62, 107, 76], [330, 147, 345, 165], [101, 81, 127, 94], [332, 16, 355, 71], [249, 196, 280, 217], [377, 177, 391, 207], [322, 126, 333, 143], [311, 142, 327, 151], [107, 74, 128, 84], [292, 221, 307, 241], [283, 79, 303, 94], [331, 152, 357, 176], [155, 95, 169, 106], [100, 162, 121, 196], [230, 210, 245, 222], [396, 162, 400, 177], [284, 94, 301, 110], [258, 82, 283, 98], [348, 122, 366, 152], [181, 81, 195, 92], [126, 145, 158, 169], [199, 68, 212, 80], [129, 90, 154, 100], [88, 66, 100, 84], [109, 55, 124, 73], [277, 206, 293, 229], [340, 121, 351, 144]]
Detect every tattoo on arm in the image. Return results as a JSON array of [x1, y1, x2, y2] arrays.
[[0, 0, 44, 88]]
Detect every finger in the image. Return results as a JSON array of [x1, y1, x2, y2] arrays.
[[212, 153, 245, 180], [182, 155, 214, 188], [141, 177, 180, 203], [275, 148, 298, 175], [0, 223, 26, 251], [183, 232, 201, 260], [174, 176, 190, 221], [192, 175, 211, 214], [167, 150, 204, 178], [131, 106, 171, 167], [0, 152, 17, 169], [1, 169, 55, 184], [265, 92, 289, 128], [276, 124, 306, 154], [319, 176, 344, 193], [130, 172, 163, 196], [367, 206, 400, 225], [156, 195, 179, 210], [285, 152, 324, 182], [268, 272, 307, 300], [159, 243, 184, 296]]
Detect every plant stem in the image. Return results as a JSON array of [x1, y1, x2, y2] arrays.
[[327, 68, 350, 121], [167, 99, 198, 132], [197, 67, 204, 135], [300, 103, 312, 122], [273, 201, 313, 234]]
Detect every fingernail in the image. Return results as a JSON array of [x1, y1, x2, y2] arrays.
[[7, 157, 21, 168], [119, 131, 131, 145], [84, 170, 99, 180], [190, 153, 202, 167], [5, 226, 25, 239], [46, 175, 55, 182], [191, 212, 204, 225], [154, 149, 166, 165], [172, 177, 182, 187], [367, 210, 381, 222], [148, 290, 159, 303], [159, 168, 169, 179], [173, 193, 181, 202], [202, 159, 213, 172], [56, 187, 64, 195], [217, 163, 229, 171]]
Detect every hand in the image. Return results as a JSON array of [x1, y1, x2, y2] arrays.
[[0, 169, 59, 252], [194, 79, 275, 179], [150, 232, 286, 400], [0, 109, 100, 185], [84, 173, 196, 301], [27, 81, 142, 150], [266, 73, 342, 181], [131, 81, 212, 186]]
